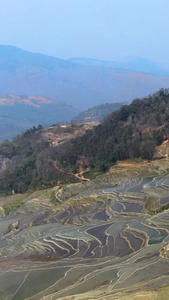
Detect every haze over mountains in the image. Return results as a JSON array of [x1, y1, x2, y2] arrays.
[[1, 45, 169, 140], [0, 45, 169, 108], [69, 57, 169, 77]]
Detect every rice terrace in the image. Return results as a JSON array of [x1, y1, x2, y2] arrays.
[[2, 1, 169, 299], [1, 156, 169, 299]]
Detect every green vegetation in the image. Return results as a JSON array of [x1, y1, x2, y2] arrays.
[[59, 89, 169, 173], [31, 257, 61, 262], [2, 194, 27, 216], [144, 196, 161, 214], [1, 89, 169, 193], [0, 124, 80, 193], [50, 190, 59, 204]]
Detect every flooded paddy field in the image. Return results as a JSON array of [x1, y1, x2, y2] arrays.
[[1, 160, 169, 299]]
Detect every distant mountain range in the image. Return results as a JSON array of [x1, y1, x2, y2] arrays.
[[0, 45, 169, 109], [69, 57, 169, 77], [1, 45, 169, 140]]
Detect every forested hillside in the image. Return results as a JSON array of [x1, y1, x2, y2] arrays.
[[0, 123, 93, 193], [1, 89, 169, 193], [59, 89, 169, 172]]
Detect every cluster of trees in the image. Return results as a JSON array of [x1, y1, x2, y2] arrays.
[[1, 89, 169, 193], [23, 124, 43, 137], [0, 125, 77, 193]]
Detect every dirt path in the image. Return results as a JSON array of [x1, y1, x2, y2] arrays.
[[53, 162, 90, 181]]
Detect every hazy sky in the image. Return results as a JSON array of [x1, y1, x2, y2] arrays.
[[0, 0, 169, 62]]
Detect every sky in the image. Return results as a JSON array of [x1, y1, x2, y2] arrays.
[[0, 0, 169, 63]]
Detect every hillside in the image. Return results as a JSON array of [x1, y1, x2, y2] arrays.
[[57, 89, 169, 172], [1, 89, 169, 193], [0, 97, 123, 141], [0, 122, 95, 193], [0, 45, 169, 109], [0, 95, 79, 141], [72, 102, 124, 123]]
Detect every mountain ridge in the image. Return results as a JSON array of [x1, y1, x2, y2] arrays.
[[0, 45, 169, 109], [69, 56, 169, 76]]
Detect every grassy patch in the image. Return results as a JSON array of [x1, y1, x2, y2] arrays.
[[2, 194, 27, 216], [50, 190, 59, 205], [144, 196, 161, 214], [31, 257, 61, 262]]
